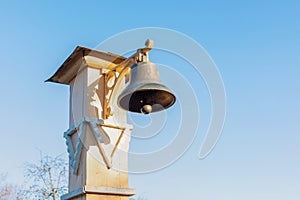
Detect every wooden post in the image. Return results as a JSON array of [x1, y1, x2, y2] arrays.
[[47, 46, 135, 200]]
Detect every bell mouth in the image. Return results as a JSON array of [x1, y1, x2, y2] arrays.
[[118, 83, 176, 113]]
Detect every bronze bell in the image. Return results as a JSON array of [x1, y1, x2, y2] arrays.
[[118, 61, 176, 114]]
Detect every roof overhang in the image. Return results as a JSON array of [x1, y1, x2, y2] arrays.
[[46, 46, 126, 85]]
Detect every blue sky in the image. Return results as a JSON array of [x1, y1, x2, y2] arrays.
[[0, 0, 299, 199]]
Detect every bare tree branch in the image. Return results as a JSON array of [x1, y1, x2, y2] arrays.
[[19, 154, 68, 200]]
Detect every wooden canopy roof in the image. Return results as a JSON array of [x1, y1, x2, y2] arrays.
[[46, 46, 126, 84]]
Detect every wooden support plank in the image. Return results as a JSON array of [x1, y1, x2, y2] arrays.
[[72, 122, 86, 174], [110, 129, 125, 158], [89, 122, 112, 169]]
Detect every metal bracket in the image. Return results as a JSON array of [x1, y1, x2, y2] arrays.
[[101, 39, 154, 119]]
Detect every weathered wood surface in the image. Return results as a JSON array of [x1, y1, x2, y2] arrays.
[[53, 51, 134, 200]]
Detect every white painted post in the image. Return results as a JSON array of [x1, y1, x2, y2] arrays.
[[48, 47, 135, 200]]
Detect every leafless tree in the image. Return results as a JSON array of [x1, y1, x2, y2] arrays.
[[20, 155, 68, 200], [0, 173, 20, 200]]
